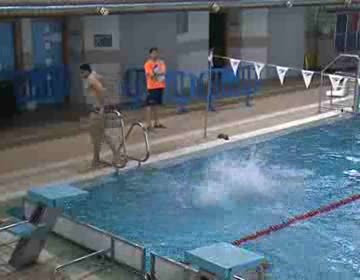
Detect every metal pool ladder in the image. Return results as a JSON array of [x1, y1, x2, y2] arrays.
[[105, 110, 150, 169]]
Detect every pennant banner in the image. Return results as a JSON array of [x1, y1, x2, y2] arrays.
[[276, 66, 289, 85], [328, 74, 343, 90], [208, 49, 214, 67], [254, 62, 265, 80], [301, 70, 314, 89], [230, 59, 241, 76]]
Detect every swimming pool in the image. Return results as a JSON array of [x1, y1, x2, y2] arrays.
[[65, 117, 360, 280]]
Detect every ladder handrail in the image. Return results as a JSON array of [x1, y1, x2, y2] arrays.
[[110, 110, 150, 167], [124, 121, 150, 163]]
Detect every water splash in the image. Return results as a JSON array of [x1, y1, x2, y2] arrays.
[[194, 151, 313, 208]]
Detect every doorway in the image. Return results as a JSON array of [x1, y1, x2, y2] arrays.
[[209, 12, 227, 67]]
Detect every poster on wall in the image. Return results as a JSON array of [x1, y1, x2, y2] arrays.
[[94, 34, 113, 48]]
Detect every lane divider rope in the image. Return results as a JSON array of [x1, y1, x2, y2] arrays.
[[232, 193, 360, 246]]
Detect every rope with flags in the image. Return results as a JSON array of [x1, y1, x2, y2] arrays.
[[208, 51, 359, 92], [232, 193, 360, 247]]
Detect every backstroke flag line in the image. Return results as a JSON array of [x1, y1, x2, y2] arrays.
[[254, 62, 265, 80], [328, 74, 343, 90], [301, 70, 314, 89], [276, 66, 289, 85], [230, 59, 241, 76], [208, 49, 214, 67]]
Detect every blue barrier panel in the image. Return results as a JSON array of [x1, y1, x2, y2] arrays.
[[0, 65, 70, 108], [122, 68, 147, 109], [122, 69, 197, 112], [198, 65, 260, 111], [163, 70, 197, 113]]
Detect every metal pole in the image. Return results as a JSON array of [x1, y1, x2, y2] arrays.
[[55, 248, 110, 272], [353, 58, 360, 113], [344, 14, 349, 52], [203, 50, 213, 139], [0, 221, 28, 232], [318, 72, 324, 113]]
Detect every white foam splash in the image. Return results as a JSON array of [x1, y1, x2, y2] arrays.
[[194, 152, 313, 208]]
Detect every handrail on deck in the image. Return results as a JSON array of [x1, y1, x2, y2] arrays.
[[318, 53, 360, 113], [108, 110, 150, 168], [0, 221, 28, 232]]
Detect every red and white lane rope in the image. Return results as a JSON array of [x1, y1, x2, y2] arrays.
[[232, 193, 360, 246]]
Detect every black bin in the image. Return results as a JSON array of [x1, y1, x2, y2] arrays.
[[0, 80, 17, 120]]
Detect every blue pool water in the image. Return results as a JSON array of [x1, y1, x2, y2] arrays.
[[66, 117, 360, 280]]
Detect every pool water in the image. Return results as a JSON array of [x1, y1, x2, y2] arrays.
[[66, 117, 360, 280]]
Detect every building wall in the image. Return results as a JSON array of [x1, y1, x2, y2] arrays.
[[268, 7, 306, 78], [82, 15, 121, 105], [177, 12, 209, 74], [67, 17, 84, 105], [119, 13, 177, 70], [227, 9, 269, 64]]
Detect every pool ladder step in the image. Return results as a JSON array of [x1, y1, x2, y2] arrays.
[[104, 110, 150, 169]]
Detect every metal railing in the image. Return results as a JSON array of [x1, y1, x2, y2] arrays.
[[318, 53, 360, 114], [104, 110, 150, 169]]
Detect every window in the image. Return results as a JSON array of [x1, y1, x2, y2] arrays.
[[176, 12, 189, 34], [335, 13, 360, 52]]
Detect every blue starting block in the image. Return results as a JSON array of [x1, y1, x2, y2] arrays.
[[27, 183, 88, 208], [185, 242, 268, 280], [0, 184, 88, 269]]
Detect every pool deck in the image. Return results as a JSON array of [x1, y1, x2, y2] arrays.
[[0, 84, 349, 198], [0, 82, 349, 280]]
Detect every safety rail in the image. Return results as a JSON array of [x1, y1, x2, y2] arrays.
[[0, 220, 29, 232], [318, 54, 360, 114], [104, 109, 150, 169], [191, 65, 259, 111], [0, 65, 70, 108], [55, 246, 113, 273], [122, 69, 198, 112], [122, 67, 259, 112], [122, 121, 150, 165]]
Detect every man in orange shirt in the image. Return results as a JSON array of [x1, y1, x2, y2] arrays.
[[144, 47, 166, 130]]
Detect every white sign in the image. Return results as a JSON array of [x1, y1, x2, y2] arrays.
[[43, 33, 62, 43], [230, 59, 241, 76], [276, 66, 289, 85], [301, 70, 314, 89]]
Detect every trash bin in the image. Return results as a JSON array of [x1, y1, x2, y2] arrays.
[[0, 80, 17, 120]]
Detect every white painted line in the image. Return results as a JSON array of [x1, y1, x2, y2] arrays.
[[0, 96, 351, 183]]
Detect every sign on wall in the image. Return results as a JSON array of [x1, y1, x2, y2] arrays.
[[94, 34, 113, 48]]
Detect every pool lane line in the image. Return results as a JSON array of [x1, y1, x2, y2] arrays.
[[232, 193, 360, 246], [0, 96, 351, 184]]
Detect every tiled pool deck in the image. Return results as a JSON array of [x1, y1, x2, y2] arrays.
[[0, 83, 351, 279]]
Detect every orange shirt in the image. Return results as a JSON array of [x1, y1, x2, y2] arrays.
[[144, 59, 166, 90]]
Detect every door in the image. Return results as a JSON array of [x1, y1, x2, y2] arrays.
[[32, 20, 63, 68], [209, 12, 227, 68], [0, 22, 15, 72]]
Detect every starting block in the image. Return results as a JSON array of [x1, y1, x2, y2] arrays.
[[185, 242, 268, 280], [0, 183, 88, 269]]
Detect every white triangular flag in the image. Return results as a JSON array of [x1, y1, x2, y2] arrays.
[[230, 59, 241, 76], [276, 66, 289, 85], [208, 49, 213, 67], [254, 62, 265, 80], [301, 70, 314, 89], [357, 78, 360, 85], [328, 74, 343, 90]]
